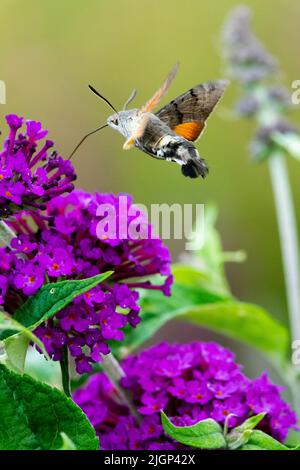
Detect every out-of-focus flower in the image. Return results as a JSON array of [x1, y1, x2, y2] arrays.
[[74, 341, 297, 449], [251, 120, 297, 161], [235, 95, 260, 118], [0, 190, 172, 373], [0, 115, 76, 218], [222, 6, 277, 85], [235, 86, 292, 118], [222, 6, 300, 162]]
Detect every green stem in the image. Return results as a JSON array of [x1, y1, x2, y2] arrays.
[[269, 153, 300, 345], [60, 346, 71, 397], [101, 353, 141, 422], [269, 153, 300, 416]]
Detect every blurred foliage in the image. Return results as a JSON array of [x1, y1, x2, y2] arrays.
[[112, 207, 289, 372], [109, 206, 300, 417]]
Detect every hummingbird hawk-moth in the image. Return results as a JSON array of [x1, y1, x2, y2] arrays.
[[70, 64, 228, 178]]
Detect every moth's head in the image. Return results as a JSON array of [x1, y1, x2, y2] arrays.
[[106, 113, 120, 131], [107, 109, 140, 138]]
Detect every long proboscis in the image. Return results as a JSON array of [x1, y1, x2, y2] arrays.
[[68, 85, 118, 159], [68, 124, 108, 160]]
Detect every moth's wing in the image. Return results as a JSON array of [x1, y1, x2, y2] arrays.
[[140, 63, 179, 113], [123, 112, 150, 149], [123, 63, 179, 150], [156, 80, 228, 142]]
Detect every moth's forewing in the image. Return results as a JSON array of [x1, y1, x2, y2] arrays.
[[155, 80, 228, 141], [123, 63, 180, 149], [141, 63, 179, 114]]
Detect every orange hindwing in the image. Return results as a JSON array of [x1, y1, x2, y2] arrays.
[[174, 121, 204, 141]]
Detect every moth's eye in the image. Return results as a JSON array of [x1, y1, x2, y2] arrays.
[[113, 118, 119, 126]]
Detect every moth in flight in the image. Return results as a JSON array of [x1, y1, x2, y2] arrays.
[[70, 64, 228, 178]]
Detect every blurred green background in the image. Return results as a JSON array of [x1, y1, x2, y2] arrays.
[[1, 0, 300, 328]]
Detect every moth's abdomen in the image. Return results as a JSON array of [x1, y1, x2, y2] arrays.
[[157, 136, 208, 179], [181, 157, 208, 178]]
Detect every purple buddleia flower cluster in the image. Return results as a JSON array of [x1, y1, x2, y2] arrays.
[[74, 341, 297, 449], [0, 115, 76, 218], [0, 190, 172, 373]]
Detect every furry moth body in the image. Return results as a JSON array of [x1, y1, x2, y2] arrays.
[[96, 64, 228, 178], [108, 107, 209, 178]]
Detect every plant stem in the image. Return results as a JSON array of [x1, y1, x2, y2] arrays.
[[60, 346, 71, 397], [269, 153, 300, 346], [0, 220, 16, 246], [101, 353, 141, 422]]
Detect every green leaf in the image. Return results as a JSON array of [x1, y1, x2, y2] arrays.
[[0, 308, 49, 372], [240, 444, 265, 450], [59, 432, 76, 450], [186, 205, 246, 295], [240, 430, 300, 450], [161, 411, 226, 449], [24, 349, 61, 387], [0, 272, 112, 340], [0, 364, 99, 450], [227, 413, 266, 450], [234, 413, 266, 432], [117, 276, 288, 363], [178, 302, 289, 364], [14, 272, 113, 328], [4, 335, 31, 373], [171, 264, 233, 298], [113, 206, 288, 367]]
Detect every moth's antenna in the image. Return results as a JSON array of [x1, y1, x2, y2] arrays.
[[123, 89, 137, 110], [88, 85, 118, 114], [68, 124, 108, 160]]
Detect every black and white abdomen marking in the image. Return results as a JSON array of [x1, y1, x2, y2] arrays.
[[135, 115, 209, 178], [154, 135, 209, 178], [155, 136, 183, 162]]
